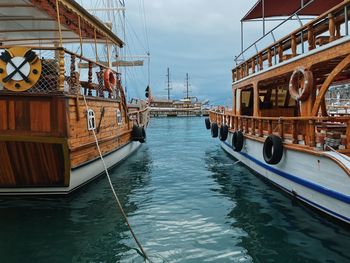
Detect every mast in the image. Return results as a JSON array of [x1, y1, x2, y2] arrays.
[[185, 73, 190, 99], [166, 67, 171, 100]]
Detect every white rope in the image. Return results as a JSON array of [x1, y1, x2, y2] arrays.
[[81, 94, 151, 262]]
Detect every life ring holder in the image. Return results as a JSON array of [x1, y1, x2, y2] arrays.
[[0, 47, 41, 92], [289, 67, 313, 101], [104, 68, 116, 92]]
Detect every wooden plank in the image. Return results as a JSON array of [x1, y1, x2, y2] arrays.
[[30, 100, 51, 132], [0, 100, 7, 130]]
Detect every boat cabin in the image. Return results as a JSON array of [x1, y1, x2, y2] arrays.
[[212, 0, 350, 152]]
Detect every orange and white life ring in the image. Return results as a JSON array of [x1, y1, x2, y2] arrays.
[[289, 67, 313, 101], [104, 69, 116, 92]]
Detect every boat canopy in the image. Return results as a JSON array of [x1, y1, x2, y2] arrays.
[[242, 0, 344, 21], [0, 0, 124, 47]]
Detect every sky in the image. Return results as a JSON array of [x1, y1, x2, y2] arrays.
[[123, 0, 257, 105], [122, 0, 307, 105]]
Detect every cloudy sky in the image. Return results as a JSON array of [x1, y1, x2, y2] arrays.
[[123, 0, 258, 105]]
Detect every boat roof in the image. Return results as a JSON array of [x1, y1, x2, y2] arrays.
[[242, 0, 343, 21], [0, 0, 124, 47]]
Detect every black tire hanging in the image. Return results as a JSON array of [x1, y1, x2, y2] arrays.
[[263, 135, 283, 165], [232, 131, 244, 152], [219, 125, 229, 141], [132, 125, 146, 143], [205, 118, 211, 130], [211, 123, 218, 138]]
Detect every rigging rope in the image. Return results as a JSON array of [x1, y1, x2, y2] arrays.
[[82, 94, 151, 262]]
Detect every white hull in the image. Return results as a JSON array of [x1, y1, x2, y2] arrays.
[[221, 132, 350, 223], [0, 141, 141, 195]]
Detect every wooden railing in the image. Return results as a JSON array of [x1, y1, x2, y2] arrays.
[[210, 110, 350, 151], [0, 46, 122, 100], [233, 0, 350, 82]]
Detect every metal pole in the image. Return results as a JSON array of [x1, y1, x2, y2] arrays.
[[345, 5, 349, 35], [241, 21, 244, 53], [296, 15, 305, 54], [262, 0, 266, 35]]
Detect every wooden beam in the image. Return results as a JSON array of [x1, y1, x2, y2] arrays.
[[311, 53, 350, 116]]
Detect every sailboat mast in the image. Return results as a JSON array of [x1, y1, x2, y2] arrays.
[[166, 67, 171, 100], [186, 73, 189, 99]]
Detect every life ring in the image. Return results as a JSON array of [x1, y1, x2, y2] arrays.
[[104, 69, 116, 92], [232, 131, 244, 152], [219, 125, 229, 141], [205, 118, 211, 130], [263, 135, 283, 165], [289, 67, 313, 101], [0, 47, 41, 92], [211, 123, 218, 138], [131, 125, 146, 143]]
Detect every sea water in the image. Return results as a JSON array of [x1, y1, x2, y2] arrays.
[[0, 117, 350, 262]]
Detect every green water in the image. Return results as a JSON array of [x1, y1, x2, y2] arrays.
[[0, 117, 350, 263]]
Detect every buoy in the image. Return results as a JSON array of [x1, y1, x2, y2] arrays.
[[289, 67, 313, 101], [104, 69, 117, 92], [211, 123, 218, 138], [219, 125, 228, 141], [132, 125, 146, 143], [205, 118, 211, 130], [232, 131, 244, 152], [263, 135, 283, 165]]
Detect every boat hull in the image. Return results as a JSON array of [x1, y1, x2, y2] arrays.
[[221, 132, 350, 223], [0, 141, 141, 195]]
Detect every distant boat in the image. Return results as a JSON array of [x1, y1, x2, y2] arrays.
[[207, 0, 350, 223], [0, 0, 149, 195], [150, 69, 209, 117]]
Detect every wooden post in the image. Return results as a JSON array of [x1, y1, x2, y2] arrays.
[[58, 49, 65, 92], [252, 59, 256, 74], [291, 120, 298, 143], [308, 25, 315, 51], [268, 49, 272, 67], [268, 120, 272, 135], [258, 120, 263, 137], [329, 13, 336, 42], [291, 34, 297, 57], [347, 120, 350, 149], [278, 43, 283, 63], [278, 118, 284, 139], [258, 54, 263, 70], [309, 120, 316, 147], [252, 119, 256, 135], [336, 23, 341, 40], [88, 61, 93, 96], [245, 63, 249, 76], [70, 54, 76, 92]]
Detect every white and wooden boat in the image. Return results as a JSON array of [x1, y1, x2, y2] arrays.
[[208, 0, 350, 223], [0, 0, 150, 195]]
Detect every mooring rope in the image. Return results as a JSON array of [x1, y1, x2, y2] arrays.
[[81, 95, 151, 262]]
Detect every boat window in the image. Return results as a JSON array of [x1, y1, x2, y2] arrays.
[[241, 87, 254, 116], [117, 109, 123, 125], [236, 89, 241, 113], [258, 85, 296, 117], [87, 109, 96, 131]]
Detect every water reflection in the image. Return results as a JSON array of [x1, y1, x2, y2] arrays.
[[0, 145, 153, 263], [206, 147, 350, 263]]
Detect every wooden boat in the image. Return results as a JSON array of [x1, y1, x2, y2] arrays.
[[208, 0, 350, 223], [0, 0, 149, 195]]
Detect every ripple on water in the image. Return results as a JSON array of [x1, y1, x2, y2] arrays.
[[0, 118, 350, 263]]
